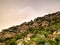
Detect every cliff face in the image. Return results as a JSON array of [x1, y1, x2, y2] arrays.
[[0, 11, 60, 45]]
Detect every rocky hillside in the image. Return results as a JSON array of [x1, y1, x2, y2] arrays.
[[0, 11, 60, 45]]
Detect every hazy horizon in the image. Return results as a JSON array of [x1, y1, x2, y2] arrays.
[[0, 0, 60, 31]]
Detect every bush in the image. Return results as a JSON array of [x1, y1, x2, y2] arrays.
[[48, 39, 56, 45]]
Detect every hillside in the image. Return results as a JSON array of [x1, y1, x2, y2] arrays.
[[0, 11, 60, 45]]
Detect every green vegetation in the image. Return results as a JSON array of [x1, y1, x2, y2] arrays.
[[0, 12, 60, 45]]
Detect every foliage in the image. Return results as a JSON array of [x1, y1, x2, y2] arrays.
[[0, 12, 60, 45]]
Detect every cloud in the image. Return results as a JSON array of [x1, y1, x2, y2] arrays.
[[0, 0, 60, 31]]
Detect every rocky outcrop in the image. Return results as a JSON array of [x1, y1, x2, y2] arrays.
[[0, 11, 60, 45]]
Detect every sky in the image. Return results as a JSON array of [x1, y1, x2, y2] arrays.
[[0, 0, 60, 31]]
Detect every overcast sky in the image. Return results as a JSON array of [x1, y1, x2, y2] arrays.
[[0, 0, 60, 31]]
